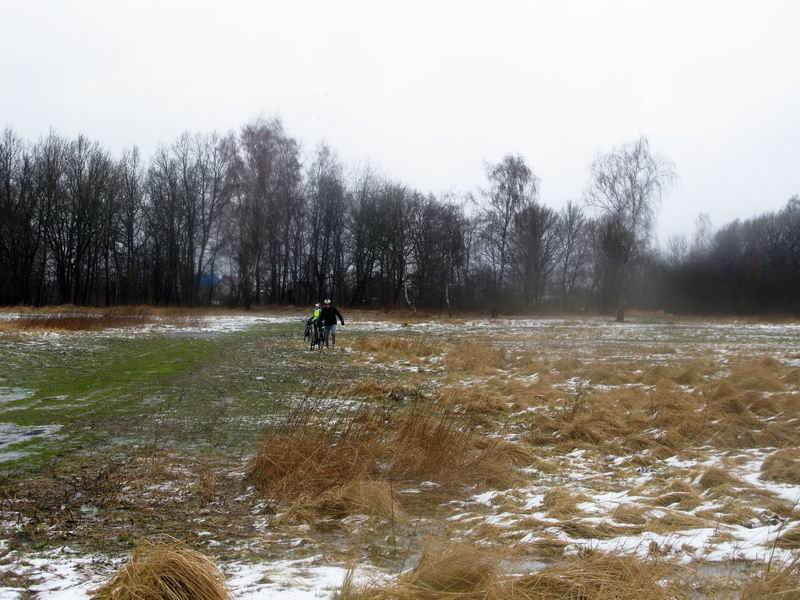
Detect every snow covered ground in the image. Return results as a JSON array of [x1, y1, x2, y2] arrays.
[[2, 550, 365, 599], [1, 314, 799, 597], [457, 446, 800, 564]]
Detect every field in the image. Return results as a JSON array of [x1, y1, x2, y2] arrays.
[[1, 308, 799, 598]]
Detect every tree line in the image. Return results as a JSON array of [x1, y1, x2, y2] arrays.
[[1, 120, 797, 318]]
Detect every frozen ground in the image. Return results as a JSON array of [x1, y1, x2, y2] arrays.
[[1, 314, 799, 597], [458, 446, 800, 564], [2, 549, 366, 599]]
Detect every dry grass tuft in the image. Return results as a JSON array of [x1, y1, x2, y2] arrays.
[[716, 501, 758, 526], [194, 463, 216, 504], [304, 479, 407, 522], [542, 488, 586, 520], [349, 336, 445, 363], [651, 511, 709, 532], [647, 491, 696, 509], [740, 560, 800, 599], [761, 448, 800, 485], [510, 554, 677, 600], [445, 343, 509, 375], [388, 404, 523, 488], [92, 540, 230, 600], [248, 400, 523, 520], [248, 426, 375, 502], [340, 380, 425, 403], [782, 367, 800, 386], [612, 503, 649, 525], [673, 365, 702, 386], [560, 519, 643, 540], [0, 305, 202, 332], [776, 525, 800, 550], [339, 541, 500, 599], [340, 543, 677, 600], [697, 467, 742, 491], [401, 541, 500, 594], [726, 359, 786, 393]]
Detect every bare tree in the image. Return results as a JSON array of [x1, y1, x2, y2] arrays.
[[555, 201, 591, 311], [193, 132, 235, 303], [584, 136, 675, 321], [480, 154, 538, 314], [0, 129, 46, 304], [511, 202, 559, 310]]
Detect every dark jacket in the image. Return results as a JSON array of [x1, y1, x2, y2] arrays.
[[319, 305, 344, 326]]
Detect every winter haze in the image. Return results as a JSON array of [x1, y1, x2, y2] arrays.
[[2, 0, 798, 241]]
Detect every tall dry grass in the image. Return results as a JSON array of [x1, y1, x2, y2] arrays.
[[339, 541, 680, 600], [761, 448, 800, 485], [740, 559, 800, 599], [520, 355, 800, 457], [0, 305, 202, 332], [92, 540, 230, 600], [348, 336, 445, 364], [248, 399, 521, 520]]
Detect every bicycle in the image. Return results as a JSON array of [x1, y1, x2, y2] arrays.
[[308, 320, 324, 351]]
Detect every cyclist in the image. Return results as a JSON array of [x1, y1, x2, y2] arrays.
[[319, 299, 345, 349], [305, 303, 322, 342]]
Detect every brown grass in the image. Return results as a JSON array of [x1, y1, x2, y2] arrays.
[[348, 336, 445, 363], [717, 501, 759, 526], [727, 358, 786, 393], [761, 448, 800, 485], [542, 488, 586, 520], [647, 491, 698, 509], [248, 400, 522, 520], [521, 353, 800, 456], [649, 510, 709, 532], [740, 560, 800, 599], [511, 554, 678, 599], [445, 343, 509, 375], [340, 380, 426, 403], [697, 467, 743, 491], [0, 305, 202, 332], [248, 425, 376, 502], [296, 479, 407, 522], [340, 543, 678, 600], [560, 520, 644, 540], [92, 540, 230, 600], [398, 541, 500, 594], [194, 463, 216, 504], [612, 504, 649, 526], [776, 525, 800, 550]]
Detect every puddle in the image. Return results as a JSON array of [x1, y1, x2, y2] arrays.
[[0, 450, 29, 462], [0, 422, 62, 456], [143, 395, 165, 406], [0, 387, 33, 403]]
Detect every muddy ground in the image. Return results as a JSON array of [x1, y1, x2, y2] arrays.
[[0, 312, 799, 598]]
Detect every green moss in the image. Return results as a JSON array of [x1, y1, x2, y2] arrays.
[[0, 323, 370, 477]]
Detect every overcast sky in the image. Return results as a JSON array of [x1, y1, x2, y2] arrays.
[[2, 0, 798, 242]]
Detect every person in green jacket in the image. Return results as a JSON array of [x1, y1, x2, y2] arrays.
[[304, 303, 322, 342]]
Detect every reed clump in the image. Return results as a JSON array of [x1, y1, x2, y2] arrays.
[[92, 540, 230, 600], [740, 560, 800, 599], [760, 448, 800, 484], [776, 525, 800, 550], [339, 542, 678, 600], [0, 305, 202, 332], [248, 400, 521, 519], [349, 336, 445, 362]]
